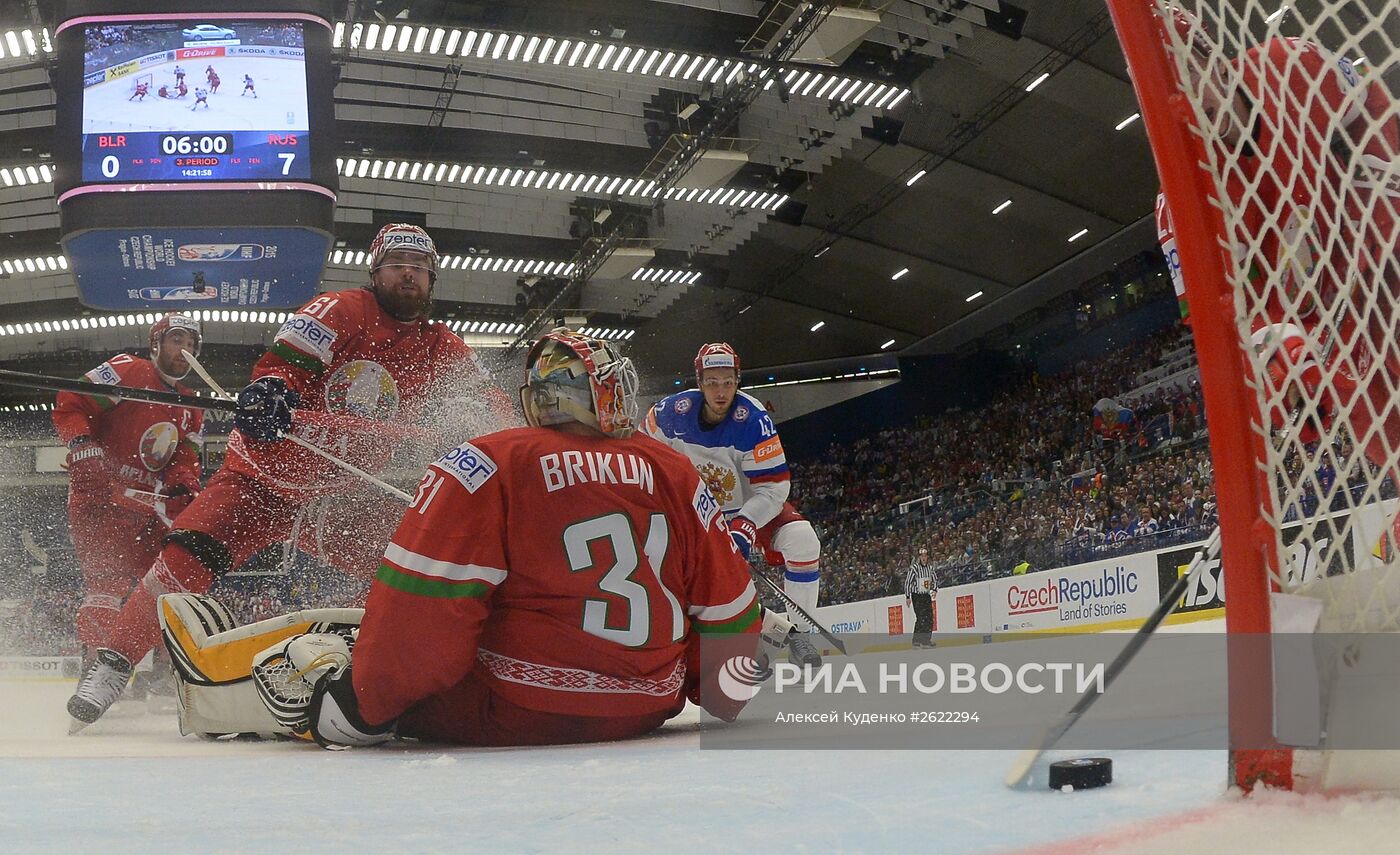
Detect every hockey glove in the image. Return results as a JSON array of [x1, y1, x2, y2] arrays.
[[252, 631, 354, 738], [235, 376, 300, 441], [66, 437, 110, 497], [1251, 323, 1353, 440], [306, 664, 395, 749], [728, 515, 759, 559]]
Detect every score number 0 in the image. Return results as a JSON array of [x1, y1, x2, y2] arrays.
[[98, 151, 297, 178]]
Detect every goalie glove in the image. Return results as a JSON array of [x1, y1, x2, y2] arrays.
[[251, 632, 354, 738], [306, 664, 395, 749], [727, 515, 759, 559], [1251, 323, 1354, 441]]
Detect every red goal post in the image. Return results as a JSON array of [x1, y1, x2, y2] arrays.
[[1107, 0, 1400, 791]]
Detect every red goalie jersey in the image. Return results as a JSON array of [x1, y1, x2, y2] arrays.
[[225, 288, 508, 496], [351, 426, 762, 727]]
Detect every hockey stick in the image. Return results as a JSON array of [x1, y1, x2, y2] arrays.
[[0, 367, 238, 412], [180, 350, 413, 504], [1003, 526, 1222, 789], [749, 565, 848, 656]]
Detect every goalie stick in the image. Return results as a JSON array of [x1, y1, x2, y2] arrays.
[[749, 564, 848, 656], [1003, 526, 1222, 789]]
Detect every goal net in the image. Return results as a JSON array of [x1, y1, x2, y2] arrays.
[[1107, 0, 1399, 791], [129, 72, 152, 92]]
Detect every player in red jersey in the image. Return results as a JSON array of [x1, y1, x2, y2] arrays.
[[1157, 9, 1399, 510], [52, 314, 205, 666], [67, 223, 513, 730], [127, 81, 148, 101], [208, 70, 220, 94], [247, 330, 775, 748]]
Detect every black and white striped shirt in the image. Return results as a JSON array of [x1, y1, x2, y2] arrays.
[[904, 559, 938, 597]]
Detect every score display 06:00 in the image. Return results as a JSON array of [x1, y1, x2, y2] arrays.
[[158, 134, 233, 155]]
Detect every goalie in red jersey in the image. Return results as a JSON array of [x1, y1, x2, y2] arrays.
[[67, 223, 515, 731], [1156, 7, 1400, 524], [290, 330, 773, 747], [152, 330, 786, 746], [52, 314, 205, 668]]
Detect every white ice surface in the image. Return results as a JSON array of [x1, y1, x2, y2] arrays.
[[5, 618, 1400, 854]]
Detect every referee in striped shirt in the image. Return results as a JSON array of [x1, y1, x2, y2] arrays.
[[905, 547, 938, 649]]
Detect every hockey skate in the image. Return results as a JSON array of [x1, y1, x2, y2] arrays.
[[67, 648, 133, 732], [787, 633, 822, 668]]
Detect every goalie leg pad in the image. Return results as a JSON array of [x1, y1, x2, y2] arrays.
[[157, 593, 362, 737]]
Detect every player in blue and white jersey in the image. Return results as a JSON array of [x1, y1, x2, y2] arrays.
[[643, 342, 823, 666]]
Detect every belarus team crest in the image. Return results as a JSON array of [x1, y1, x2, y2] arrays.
[[325, 360, 400, 420], [139, 422, 180, 471]]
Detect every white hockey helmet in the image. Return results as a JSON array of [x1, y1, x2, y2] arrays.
[[368, 223, 438, 281], [521, 329, 639, 438]]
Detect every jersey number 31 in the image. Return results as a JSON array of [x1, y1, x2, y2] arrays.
[[564, 513, 685, 648]]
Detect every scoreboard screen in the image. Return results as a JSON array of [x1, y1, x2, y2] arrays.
[[80, 18, 311, 183]]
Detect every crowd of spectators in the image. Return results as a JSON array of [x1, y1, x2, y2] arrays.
[[793, 327, 1221, 604]]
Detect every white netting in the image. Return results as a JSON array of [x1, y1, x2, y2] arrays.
[[1155, 0, 1399, 630], [129, 72, 152, 92]]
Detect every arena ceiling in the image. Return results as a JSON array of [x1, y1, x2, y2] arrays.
[[0, 0, 1168, 400]]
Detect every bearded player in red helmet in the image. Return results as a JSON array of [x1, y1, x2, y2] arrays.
[[643, 342, 824, 667], [68, 223, 513, 730], [53, 313, 206, 670]]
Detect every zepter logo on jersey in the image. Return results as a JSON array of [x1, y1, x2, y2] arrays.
[[139, 422, 180, 471], [324, 360, 400, 420]]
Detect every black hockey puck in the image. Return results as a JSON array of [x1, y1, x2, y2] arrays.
[[1048, 757, 1112, 791]]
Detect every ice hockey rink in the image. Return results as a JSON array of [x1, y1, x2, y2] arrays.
[[82, 59, 308, 135], [7, 618, 1400, 854]]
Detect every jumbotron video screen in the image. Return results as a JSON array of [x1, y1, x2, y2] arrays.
[[80, 18, 310, 183]]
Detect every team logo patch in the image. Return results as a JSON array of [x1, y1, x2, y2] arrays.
[[675, 397, 692, 415], [436, 441, 497, 493], [87, 363, 121, 387], [693, 479, 720, 530], [325, 360, 400, 420], [697, 462, 737, 506], [139, 422, 180, 471], [276, 314, 337, 364], [754, 435, 784, 463], [733, 405, 749, 422]]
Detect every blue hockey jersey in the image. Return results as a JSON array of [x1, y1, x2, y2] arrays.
[[642, 389, 790, 527]]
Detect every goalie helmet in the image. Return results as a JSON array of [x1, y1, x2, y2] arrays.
[[694, 342, 741, 384], [1162, 5, 1213, 59], [149, 312, 202, 356], [368, 222, 438, 280], [521, 329, 639, 438]]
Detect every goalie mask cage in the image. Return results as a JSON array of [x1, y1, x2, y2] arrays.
[[1107, 0, 1400, 791]]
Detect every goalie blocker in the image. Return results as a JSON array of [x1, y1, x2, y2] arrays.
[[157, 593, 361, 738]]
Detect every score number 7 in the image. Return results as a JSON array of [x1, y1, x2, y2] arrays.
[[277, 152, 296, 175]]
